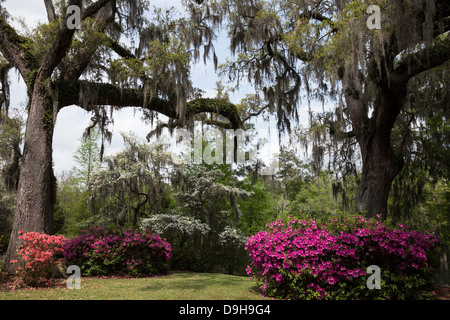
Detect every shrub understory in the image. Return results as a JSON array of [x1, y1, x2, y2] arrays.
[[62, 227, 171, 277], [246, 215, 441, 300]]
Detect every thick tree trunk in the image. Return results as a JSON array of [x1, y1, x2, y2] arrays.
[[2, 86, 55, 273], [343, 58, 407, 220], [356, 133, 403, 219]]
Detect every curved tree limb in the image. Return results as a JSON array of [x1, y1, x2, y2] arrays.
[[57, 79, 243, 129], [0, 17, 38, 86], [393, 35, 450, 82]]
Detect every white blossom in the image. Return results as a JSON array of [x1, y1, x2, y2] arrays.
[[140, 213, 211, 236]]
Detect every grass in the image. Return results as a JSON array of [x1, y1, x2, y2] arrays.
[[1, 271, 449, 300], [0, 272, 269, 300]]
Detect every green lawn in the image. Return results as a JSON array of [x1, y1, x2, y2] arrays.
[[0, 272, 268, 300]]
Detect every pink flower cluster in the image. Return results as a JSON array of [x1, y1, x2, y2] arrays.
[[245, 216, 441, 299], [62, 227, 172, 277], [11, 231, 66, 286]]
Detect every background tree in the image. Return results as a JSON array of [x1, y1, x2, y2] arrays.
[[73, 126, 102, 190], [52, 126, 104, 234], [173, 162, 252, 232], [0, 56, 22, 254], [388, 64, 450, 221], [0, 111, 22, 253], [89, 132, 174, 227], [55, 170, 89, 235], [198, 0, 450, 219], [237, 177, 275, 236]]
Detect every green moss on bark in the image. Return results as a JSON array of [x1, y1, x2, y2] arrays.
[[0, 17, 40, 79]]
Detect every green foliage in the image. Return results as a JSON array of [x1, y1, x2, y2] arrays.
[[238, 178, 276, 236], [0, 112, 22, 190], [289, 171, 357, 220], [411, 181, 450, 245], [62, 226, 171, 277], [388, 63, 449, 234], [54, 128, 104, 235], [218, 226, 249, 275], [0, 234, 7, 255], [0, 111, 22, 250], [72, 127, 103, 189], [55, 171, 91, 236]]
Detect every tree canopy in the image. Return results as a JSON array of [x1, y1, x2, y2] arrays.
[[0, 0, 449, 274], [195, 0, 450, 218]]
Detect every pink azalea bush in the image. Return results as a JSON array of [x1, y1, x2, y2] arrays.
[[11, 231, 66, 287], [245, 215, 441, 299], [62, 227, 172, 277]]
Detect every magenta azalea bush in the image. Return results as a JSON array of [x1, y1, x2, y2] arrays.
[[246, 216, 441, 299], [62, 227, 171, 277]]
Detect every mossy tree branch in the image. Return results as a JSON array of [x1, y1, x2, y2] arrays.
[[393, 35, 450, 81], [62, 0, 117, 80], [57, 80, 243, 130], [0, 17, 39, 87]]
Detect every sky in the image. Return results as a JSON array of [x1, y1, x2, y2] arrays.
[[2, 0, 317, 176]]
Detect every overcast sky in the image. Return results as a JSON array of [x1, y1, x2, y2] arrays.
[[2, 0, 316, 176]]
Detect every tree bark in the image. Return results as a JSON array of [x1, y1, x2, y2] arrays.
[[342, 55, 408, 219], [2, 85, 55, 273], [356, 133, 404, 219]]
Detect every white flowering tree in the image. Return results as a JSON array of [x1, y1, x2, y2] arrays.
[[174, 165, 252, 230], [140, 212, 210, 271], [141, 213, 211, 243], [89, 132, 174, 226]]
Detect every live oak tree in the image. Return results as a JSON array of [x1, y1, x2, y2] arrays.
[[0, 0, 243, 273], [196, 0, 450, 219]]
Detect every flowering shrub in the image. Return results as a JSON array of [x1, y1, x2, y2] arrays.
[[246, 216, 441, 300], [11, 231, 66, 287], [62, 227, 171, 277], [141, 214, 210, 272]]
